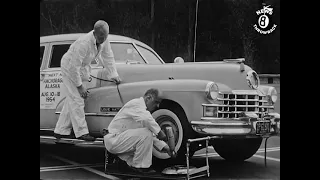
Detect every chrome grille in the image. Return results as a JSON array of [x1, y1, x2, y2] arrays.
[[217, 92, 272, 119]]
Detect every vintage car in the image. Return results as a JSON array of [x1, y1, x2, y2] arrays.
[[40, 33, 280, 163]]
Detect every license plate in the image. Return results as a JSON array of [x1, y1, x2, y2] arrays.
[[256, 121, 271, 134]]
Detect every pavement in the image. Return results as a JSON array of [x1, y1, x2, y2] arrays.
[[40, 136, 280, 180]]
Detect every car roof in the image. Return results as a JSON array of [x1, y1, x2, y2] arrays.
[[40, 33, 165, 64], [40, 33, 150, 48]]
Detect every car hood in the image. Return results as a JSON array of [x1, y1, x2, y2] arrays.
[[171, 62, 253, 91], [100, 62, 256, 91]]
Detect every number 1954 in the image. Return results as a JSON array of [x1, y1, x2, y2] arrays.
[[46, 96, 55, 102]]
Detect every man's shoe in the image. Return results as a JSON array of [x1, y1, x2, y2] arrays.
[[78, 134, 96, 141], [129, 166, 157, 174], [114, 157, 128, 167]]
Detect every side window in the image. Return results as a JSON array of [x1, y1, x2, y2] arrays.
[[136, 45, 163, 64], [110, 43, 146, 64], [40, 46, 45, 68], [49, 44, 71, 68]]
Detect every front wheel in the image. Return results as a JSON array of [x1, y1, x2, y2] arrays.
[[151, 108, 196, 166], [213, 138, 262, 161]]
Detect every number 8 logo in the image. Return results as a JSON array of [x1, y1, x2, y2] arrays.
[[258, 15, 269, 29]]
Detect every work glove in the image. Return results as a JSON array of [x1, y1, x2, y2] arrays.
[[157, 130, 167, 141], [162, 145, 177, 158]]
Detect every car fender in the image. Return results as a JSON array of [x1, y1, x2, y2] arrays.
[[54, 85, 121, 114]]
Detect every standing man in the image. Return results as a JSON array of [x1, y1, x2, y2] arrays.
[[104, 88, 175, 174], [54, 20, 121, 141]]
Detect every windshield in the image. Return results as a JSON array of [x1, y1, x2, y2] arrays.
[[136, 45, 163, 64], [110, 42, 146, 64]]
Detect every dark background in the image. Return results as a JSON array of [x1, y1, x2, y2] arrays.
[[40, 0, 280, 74]]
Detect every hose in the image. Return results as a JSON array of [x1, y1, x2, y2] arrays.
[[90, 75, 124, 105]]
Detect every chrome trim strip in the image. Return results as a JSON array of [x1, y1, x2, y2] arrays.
[[223, 58, 245, 63], [200, 114, 264, 121], [40, 136, 56, 140], [200, 117, 241, 121], [42, 68, 61, 72], [219, 90, 260, 95], [202, 104, 274, 108], [191, 121, 247, 126], [43, 66, 104, 72], [85, 113, 117, 117], [217, 111, 259, 114], [203, 104, 259, 107], [40, 128, 55, 131], [259, 106, 274, 108], [217, 98, 259, 102], [40, 136, 104, 147], [40, 136, 103, 142], [191, 126, 252, 135], [55, 112, 116, 117]]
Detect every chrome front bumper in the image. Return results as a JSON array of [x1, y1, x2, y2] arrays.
[[191, 112, 280, 137]]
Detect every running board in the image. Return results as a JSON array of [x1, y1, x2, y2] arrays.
[[40, 135, 104, 148]]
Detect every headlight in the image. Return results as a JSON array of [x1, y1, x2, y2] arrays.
[[267, 87, 278, 104], [246, 70, 260, 89], [205, 82, 219, 100]]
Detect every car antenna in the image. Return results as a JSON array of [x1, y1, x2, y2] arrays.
[[193, 0, 199, 63]]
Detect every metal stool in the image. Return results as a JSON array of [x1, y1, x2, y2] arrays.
[[101, 128, 118, 172], [104, 144, 118, 172]]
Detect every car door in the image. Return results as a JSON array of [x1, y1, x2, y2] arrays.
[[40, 41, 101, 130], [40, 42, 69, 129], [40, 43, 53, 129]]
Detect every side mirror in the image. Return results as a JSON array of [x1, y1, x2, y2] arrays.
[[174, 57, 184, 63]]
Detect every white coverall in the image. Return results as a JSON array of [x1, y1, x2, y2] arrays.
[[54, 30, 119, 138], [104, 97, 167, 168]]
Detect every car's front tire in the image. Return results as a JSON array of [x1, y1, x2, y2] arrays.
[[213, 138, 262, 161], [151, 107, 196, 166]]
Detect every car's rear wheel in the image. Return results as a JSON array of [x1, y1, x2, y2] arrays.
[[151, 107, 196, 167], [213, 138, 262, 161]]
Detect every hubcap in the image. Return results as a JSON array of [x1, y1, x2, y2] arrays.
[[156, 115, 179, 147]]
